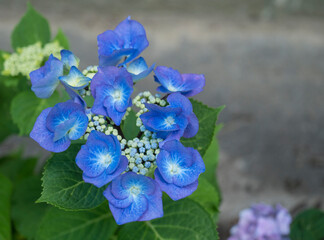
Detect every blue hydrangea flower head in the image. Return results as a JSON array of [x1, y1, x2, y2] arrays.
[[76, 131, 128, 187], [30, 54, 63, 98], [126, 57, 155, 82], [154, 140, 205, 200], [30, 101, 88, 152], [154, 66, 205, 97], [97, 16, 149, 67], [228, 203, 292, 240], [91, 66, 133, 125], [60, 49, 80, 70], [59, 66, 91, 90], [140, 93, 198, 145], [104, 172, 163, 224]]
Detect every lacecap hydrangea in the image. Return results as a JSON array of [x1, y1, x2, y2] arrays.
[[228, 203, 292, 240], [29, 16, 206, 225]]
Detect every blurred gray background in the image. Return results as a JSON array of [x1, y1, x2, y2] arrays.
[[1, 0, 324, 238]]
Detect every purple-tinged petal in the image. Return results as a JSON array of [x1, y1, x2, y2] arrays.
[[183, 113, 199, 138], [154, 170, 198, 201], [180, 73, 205, 97], [30, 54, 63, 98], [30, 108, 71, 153]]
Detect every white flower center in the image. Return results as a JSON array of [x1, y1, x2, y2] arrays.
[[99, 153, 112, 166], [129, 186, 141, 196], [113, 90, 123, 101], [164, 116, 175, 127]]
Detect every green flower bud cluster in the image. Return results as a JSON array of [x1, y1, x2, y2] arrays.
[[79, 66, 98, 97], [2, 41, 63, 78]]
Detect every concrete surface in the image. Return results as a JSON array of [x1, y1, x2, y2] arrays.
[[1, 0, 324, 238]]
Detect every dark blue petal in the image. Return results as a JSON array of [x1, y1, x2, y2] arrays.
[[60, 50, 80, 69], [167, 93, 193, 115], [154, 170, 198, 201], [30, 108, 71, 153], [59, 66, 91, 90], [30, 54, 63, 98]]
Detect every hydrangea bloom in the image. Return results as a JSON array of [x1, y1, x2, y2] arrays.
[[76, 131, 128, 187], [140, 92, 198, 146], [104, 172, 163, 225], [228, 203, 292, 240], [154, 66, 205, 97], [30, 101, 88, 152], [154, 140, 205, 200], [98, 16, 149, 67], [29, 17, 214, 225], [91, 66, 133, 126], [30, 54, 63, 98]]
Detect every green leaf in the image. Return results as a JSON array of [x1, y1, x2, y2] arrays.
[[202, 124, 222, 195], [37, 144, 106, 210], [10, 91, 62, 136], [0, 152, 37, 184], [0, 82, 18, 142], [290, 208, 324, 240], [122, 110, 140, 140], [0, 50, 9, 73], [189, 177, 220, 222], [36, 204, 117, 240], [181, 99, 224, 157], [118, 198, 218, 240], [11, 176, 48, 240], [0, 173, 12, 240], [11, 3, 50, 50], [53, 28, 69, 49]]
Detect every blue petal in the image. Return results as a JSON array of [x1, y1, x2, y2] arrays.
[[154, 170, 198, 201], [76, 143, 108, 177], [63, 83, 86, 108], [127, 57, 155, 82], [154, 66, 183, 93], [30, 108, 71, 153], [82, 156, 127, 188], [60, 50, 80, 69], [167, 93, 193, 115], [45, 102, 85, 132], [138, 185, 163, 221], [104, 184, 133, 208], [30, 54, 63, 98], [183, 113, 199, 138], [59, 66, 91, 90], [53, 117, 76, 141], [121, 172, 156, 196], [109, 195, 148, 225], [67, 111, 89, 140], [114, 16, 149, 65]]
